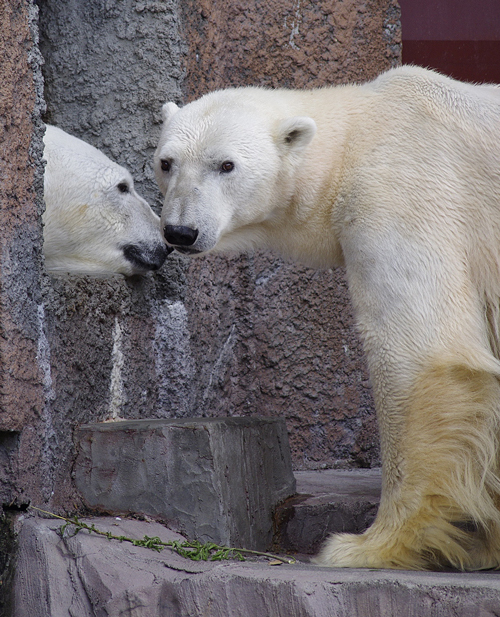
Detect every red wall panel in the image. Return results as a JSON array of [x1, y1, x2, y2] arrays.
[[399, 0, 500, 83]]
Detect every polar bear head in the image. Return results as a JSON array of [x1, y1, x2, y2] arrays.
[[43, 125, 171, 275], [154, 90, 316, 255]]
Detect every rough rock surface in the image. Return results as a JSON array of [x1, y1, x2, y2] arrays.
[[75, 417, 296, 550], [14, 516, 500, 617], [275, 469, 382, 555], [179, 0, 402, 470], [0, 0, 45, 434], [35, 0, 403, 479]]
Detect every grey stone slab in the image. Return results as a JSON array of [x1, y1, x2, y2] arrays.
[[294, 469, 383, 500], [75, 417, 296, 551], [13, 517, 500, 617], [275, 469, 382, 554]]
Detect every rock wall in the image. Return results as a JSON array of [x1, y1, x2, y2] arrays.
[[0, 0, 46, 610], [34, 0, 190, 513], [1, 0, 401, 521], [0, 2, 401, 610], [0, 0, 46, 506], [181, 0, 401, 469]]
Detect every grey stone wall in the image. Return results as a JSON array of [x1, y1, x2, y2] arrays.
[[0, 0, 401, 519], [180, 0, 402, 470], [36, 0, 191, 512], [34, 0, 402, 511], [38, 0, 185, 210], [0, 1, 46, 610], [0, 0, 46, 503]]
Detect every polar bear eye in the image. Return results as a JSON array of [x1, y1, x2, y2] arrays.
[[160, 159, 172, 172], [220, 161, 234, 173], [117, 182, 130, 194]]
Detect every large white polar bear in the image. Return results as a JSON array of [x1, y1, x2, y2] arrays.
[[154, 66, 500, 570], [43, 125, 170, 275]]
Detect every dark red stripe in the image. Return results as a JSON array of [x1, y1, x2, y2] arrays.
[[402, 40, 500, 84]]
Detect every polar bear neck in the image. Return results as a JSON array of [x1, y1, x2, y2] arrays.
[[247, 85, 369, 269]]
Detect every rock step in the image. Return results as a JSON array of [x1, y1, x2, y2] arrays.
[[75, 417, 296, 552], [74, 418, 382, 558], [274, 468, 382, 555], [13, 514, 500, 617]]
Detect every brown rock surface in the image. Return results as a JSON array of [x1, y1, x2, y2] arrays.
[[179, 0, 401, 469]]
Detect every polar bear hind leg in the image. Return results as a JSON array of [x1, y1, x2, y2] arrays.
[[315, 363, 500, 570]]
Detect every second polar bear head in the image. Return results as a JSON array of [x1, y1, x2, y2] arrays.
[[43, 125, 171, 275], [154, 91, 316, 255]]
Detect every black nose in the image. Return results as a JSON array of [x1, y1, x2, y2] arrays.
[[123, 243, 172, 272], [163, 225, 199, 247]]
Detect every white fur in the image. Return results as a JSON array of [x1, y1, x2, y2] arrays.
[[43, 125, 169, 275], [155, 66, 500, 570]]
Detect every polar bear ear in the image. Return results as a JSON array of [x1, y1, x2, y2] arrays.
[[161, 102, 180, 124], [277, 116, 316, 153]]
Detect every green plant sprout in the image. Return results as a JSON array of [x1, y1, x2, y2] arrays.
[[30, 506, 296, 565]]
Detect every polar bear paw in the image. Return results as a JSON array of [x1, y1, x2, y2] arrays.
[[312, 533, 380, 569], [312, 531, 424, 570]]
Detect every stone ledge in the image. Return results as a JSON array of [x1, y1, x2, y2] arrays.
[[13, 516, 500, 617], [75, 417, 296, 551], [274, 469, 382, 554]]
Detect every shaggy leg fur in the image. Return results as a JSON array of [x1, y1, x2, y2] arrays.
[[315, 364, 500, 570]]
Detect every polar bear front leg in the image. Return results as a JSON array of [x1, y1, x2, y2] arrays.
[[315, 225, 500, 569]]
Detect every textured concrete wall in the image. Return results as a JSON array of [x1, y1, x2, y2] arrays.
[[34, 0, 402, 504], [0, 0, 403, 522], [181, 0, 401, 96], [38, 0, 185, 210], [0, 1, 46, 609], [35, 0, 191, 513], [0, 0, 45, 432], [181, 0, 401, 469], [0, 0, 46, 506]]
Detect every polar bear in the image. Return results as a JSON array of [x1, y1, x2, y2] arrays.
[[43, 125, 170, 275], [154, 66, 500, 571]]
